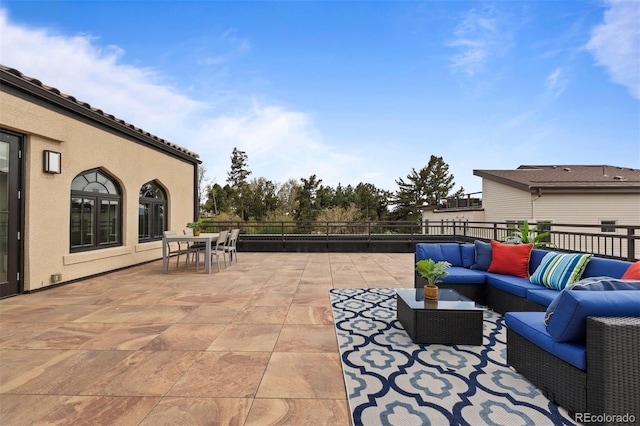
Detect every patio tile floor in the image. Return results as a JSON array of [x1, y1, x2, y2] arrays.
[[0, 252, 414, 425]]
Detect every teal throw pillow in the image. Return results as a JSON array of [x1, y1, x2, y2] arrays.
[[530, 252, 592, 290]]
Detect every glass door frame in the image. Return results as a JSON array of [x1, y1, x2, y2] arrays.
[[0, 129, 24, 298]]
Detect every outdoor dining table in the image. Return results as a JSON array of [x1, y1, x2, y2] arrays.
[[162, 232, 220, 274]]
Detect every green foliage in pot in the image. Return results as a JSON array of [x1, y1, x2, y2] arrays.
[[186, 222, 201, 232], [504, 220, 556, 248], [415, 259, 451, 288]]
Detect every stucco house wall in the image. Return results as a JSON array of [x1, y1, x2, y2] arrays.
[[1, 72, 199, 292]]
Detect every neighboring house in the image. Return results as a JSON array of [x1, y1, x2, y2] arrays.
[[422, 165, 640, 229], [422, 165, 640, 260], [0, 65, 201, 297]]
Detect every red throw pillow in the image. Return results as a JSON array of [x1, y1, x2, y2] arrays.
[[488, 240, 533, 278], [621, 260, 640, 279]]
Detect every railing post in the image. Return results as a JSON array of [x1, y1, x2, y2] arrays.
[[628, 227, 636, 261], [493, 223, 498, 241]]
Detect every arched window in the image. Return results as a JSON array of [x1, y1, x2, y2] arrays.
[[139, 180, 167, 242], [70, 169, 122, 251]]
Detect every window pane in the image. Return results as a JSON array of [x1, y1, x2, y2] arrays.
[[100, 200, 119, 245], [104, 180, 117, 195], [82, 198, 94, 246], [85, 182, 107, 193], [71, 175, 89, 191], [139, 203, 150, 240], [601, 220, 616, 233], [152, 203, 165, 238]]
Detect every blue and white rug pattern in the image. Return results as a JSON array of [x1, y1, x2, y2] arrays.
[[330, 288, 578, 426]]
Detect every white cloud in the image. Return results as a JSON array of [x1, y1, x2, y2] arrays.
[[0, 9, 362, 188], [0, 10, 204, 139], [586, 0, 640, 99], [545, 67, 567, 100], [192, 102, 362, 186], [447, 5, 512, 77]]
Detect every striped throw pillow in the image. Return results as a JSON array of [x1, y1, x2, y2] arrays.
[[530, 252, 592, 290]]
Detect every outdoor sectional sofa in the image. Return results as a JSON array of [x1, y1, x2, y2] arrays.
[[414, 242, 640, 424]]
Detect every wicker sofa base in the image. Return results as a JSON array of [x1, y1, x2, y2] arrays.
[[437, 283, 487, 306], [486, 285, 547, 314], [507, 328, 586, 415], [509, 317, 640, 425]]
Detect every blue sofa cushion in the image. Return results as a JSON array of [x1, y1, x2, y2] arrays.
[[582, 257, 632, 279], [485, 272, 542, 297], [526, 288, 559, 307], [505, 312, 586, 370], [460, 244, 475, 268], [530, 252, 592, 290], [544, 290, 640, 342], [416, 243, 463, 267], [528, 249, 548, 275], [571, 276, 640, 291], [470, 240, 492, 271], [440, 267, 487, 284]]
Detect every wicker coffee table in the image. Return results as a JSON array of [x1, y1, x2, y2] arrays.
[[396, 288, 486, 345]]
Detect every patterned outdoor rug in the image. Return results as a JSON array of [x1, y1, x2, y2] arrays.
[[330, 288, 578, 426]]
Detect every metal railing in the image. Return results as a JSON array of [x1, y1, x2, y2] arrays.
[[199, 219, 639, 261]]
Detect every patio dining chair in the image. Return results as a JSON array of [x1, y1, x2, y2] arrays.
[[163, 230, 191, 269], [183, 228, 206, 269], [211, 230, 229, 272], [224, 228, 240, 264]]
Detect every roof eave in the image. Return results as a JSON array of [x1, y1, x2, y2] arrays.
[[0, 67, 200, 165]]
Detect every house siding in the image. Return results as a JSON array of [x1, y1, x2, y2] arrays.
[[1, 88, 198, 291]]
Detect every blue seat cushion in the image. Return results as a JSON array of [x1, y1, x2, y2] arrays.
[[415, 243, 463, 267], [440, 267, 487, 284], [544, 290, 640, 342], [526, 288, 559, 307], [505, 312, 586, 370], [485, 273, 542, 297]]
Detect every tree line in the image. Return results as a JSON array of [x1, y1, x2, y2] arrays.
[[200, 147, 464, 222]]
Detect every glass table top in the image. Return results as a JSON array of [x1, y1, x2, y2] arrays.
[[396, 288, 486, 311]]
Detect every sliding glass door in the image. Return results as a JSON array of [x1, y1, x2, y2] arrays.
[[0, 130, 23, 298]]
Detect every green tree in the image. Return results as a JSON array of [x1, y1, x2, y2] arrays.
[[227, 148, 251, 220], [246, 177, 280, 220], [294, 175, 323, 226], [354, 183, 389, 220], [203, 183, 232, 215], [276, 178, 300, 217], [392, 155, 456, 220]]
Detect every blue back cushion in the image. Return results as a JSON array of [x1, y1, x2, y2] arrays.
[[415, 243, 462, 267], [460, 244, 475, 268], [544, 290, 640, 342], [469, 240, 491, 270], [529, 249, 549, 275], [583, 257, 632, 279]]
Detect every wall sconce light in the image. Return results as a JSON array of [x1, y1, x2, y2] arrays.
[[43, 150, 62, 174]]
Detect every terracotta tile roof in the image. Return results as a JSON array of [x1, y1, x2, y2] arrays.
[[474, 165, 640, 192], [0, 65, 199, 161]]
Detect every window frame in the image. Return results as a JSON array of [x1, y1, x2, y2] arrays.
[[600, 220, 617, 233], [70, 168, 122, 252], [138, 180, 167, 243]]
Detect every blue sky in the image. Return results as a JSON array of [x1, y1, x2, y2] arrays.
[[1, 1, 638, 194]]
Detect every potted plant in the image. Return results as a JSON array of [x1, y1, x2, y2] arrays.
[[186, 222, 201, 236], [415, 259, 451, 300], [504, 220, 556, 248]]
